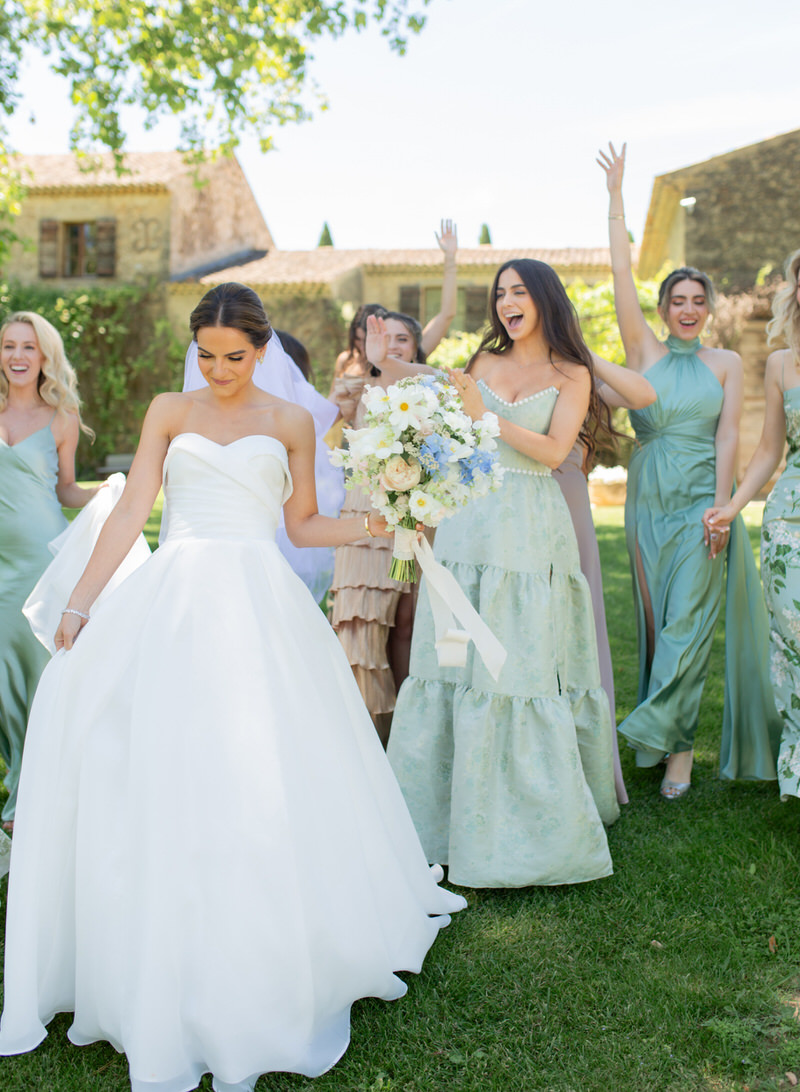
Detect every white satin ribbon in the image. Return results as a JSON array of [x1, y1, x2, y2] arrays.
[[405, 530, 507, 681]]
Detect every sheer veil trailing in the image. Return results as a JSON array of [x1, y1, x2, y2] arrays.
[[180, 334, 345, 603]]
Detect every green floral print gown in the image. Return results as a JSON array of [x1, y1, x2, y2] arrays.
[[761, 383, 800, 798]]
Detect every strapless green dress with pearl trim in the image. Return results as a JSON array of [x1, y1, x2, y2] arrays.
[[388, 382, 619, 889]]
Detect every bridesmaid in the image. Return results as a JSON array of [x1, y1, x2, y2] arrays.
[[598, 142, 780, 798], [0, 312, 99, 826], [329, 314, 434, 745], [706, 247, 800, 799], [388, 259, 620, 889], [330, 219, 458, 397], [554, 358, 656, 806]]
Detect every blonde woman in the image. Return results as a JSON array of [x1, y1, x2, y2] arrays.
[[706, 248, 800, 798], [0, 312, 99, 826]]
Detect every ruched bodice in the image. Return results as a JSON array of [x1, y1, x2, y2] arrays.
[[619, 336, 781, 779], [628, 337, 721, 510], [161, 433, 292, 544], [0, 429, 464, 1087]]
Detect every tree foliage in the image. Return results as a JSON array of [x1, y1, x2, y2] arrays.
[[317, 221, 334, 247], [7, 0, 431, 160], [478, 223, 491, 245], [0, 0, 431, 265]]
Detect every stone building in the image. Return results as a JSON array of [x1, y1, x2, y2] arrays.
[[638, 128, 800, 288], [7, 151, 273, 286], [168, 245, 616, 373]]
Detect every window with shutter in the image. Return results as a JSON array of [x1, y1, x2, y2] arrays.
[[38, 220, 59, 278], [398, 285, 421, 319], [96, 219, 116, 277]]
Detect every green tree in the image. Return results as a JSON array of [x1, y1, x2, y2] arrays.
[[478, 223, 491, 245], [0, 0, 431, 265], [317, 221, 334, 247]]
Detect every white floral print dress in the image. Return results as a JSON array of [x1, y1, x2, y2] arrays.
[[762, 385, 800, 798]]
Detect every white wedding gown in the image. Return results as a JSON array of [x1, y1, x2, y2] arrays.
[[0, 433, 465, 1091]]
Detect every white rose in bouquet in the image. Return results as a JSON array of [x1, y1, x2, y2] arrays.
[[380, 455, 423, 492]]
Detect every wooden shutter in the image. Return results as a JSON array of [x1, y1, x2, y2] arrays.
[[38, 220, 59, 278], [465, 285, 489, 331], [398, 285, 420, 319], [96, 218, 116, 277]]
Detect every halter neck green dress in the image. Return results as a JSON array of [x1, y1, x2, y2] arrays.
[[0, 421, 67, 821], [620, 336, 780, 778], [761, 381, 800, 798]]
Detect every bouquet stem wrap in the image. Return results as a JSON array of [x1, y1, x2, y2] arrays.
[[389, 520, 418, 583], [410, 533, 507, 681]]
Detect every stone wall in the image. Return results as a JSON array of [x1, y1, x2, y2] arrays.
[[168, 159, 273, 278], [8, 190, 171, 285], [678, 130, 800, 290]]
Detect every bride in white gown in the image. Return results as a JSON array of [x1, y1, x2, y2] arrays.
[[0, 283, 466, 1092]]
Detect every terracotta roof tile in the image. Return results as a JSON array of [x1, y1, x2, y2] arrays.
[[13, 151, 201, 191], [202, 247, 614, 285]]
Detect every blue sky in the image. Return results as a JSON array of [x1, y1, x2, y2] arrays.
[[8, 0, 800, 251]]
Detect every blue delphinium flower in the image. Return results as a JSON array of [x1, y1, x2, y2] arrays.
[[419, 434, 451, 477]]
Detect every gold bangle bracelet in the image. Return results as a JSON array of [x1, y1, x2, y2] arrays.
[[608, 214, 625, 220], [364, 513, 375, 538]]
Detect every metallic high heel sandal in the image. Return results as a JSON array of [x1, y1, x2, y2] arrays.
[[660, 778, 691, 800]]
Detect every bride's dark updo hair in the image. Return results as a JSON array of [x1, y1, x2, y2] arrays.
[[189, 282, 272, 349]]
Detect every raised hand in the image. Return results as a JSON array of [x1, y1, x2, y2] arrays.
[[597, 141, 626, 194], [435, 219, 458, 258], [365, 314, 389, 369]]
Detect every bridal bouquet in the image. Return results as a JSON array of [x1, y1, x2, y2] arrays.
[[331, 374, 504, 581]]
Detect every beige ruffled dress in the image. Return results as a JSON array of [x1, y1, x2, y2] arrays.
[[329, 374, 411, 745]]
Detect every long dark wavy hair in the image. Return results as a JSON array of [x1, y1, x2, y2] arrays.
[[189, 282, 272, 349], [467, 259, 618, 466]]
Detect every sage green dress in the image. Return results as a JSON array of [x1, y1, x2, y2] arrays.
[[388, 382, 619, 889], [620, 336, 780, 778], [761, 382, 800, 799], [0, 422, 67, 821]]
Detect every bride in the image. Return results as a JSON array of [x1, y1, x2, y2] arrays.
[[0, 282, 466, 1092]]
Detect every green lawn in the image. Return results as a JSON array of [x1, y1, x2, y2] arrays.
[[1, 504, 798, 1092]]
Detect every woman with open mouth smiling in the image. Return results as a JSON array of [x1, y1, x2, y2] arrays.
[[598, 142, 781, 799], [0, 312, 100, 830], [388, 258, 622, 888]]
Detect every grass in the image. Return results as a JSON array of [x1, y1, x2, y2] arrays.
[[1, 504, 798, 1092]]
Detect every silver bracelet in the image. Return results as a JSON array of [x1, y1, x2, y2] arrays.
[[61, 607, 90, 621]]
